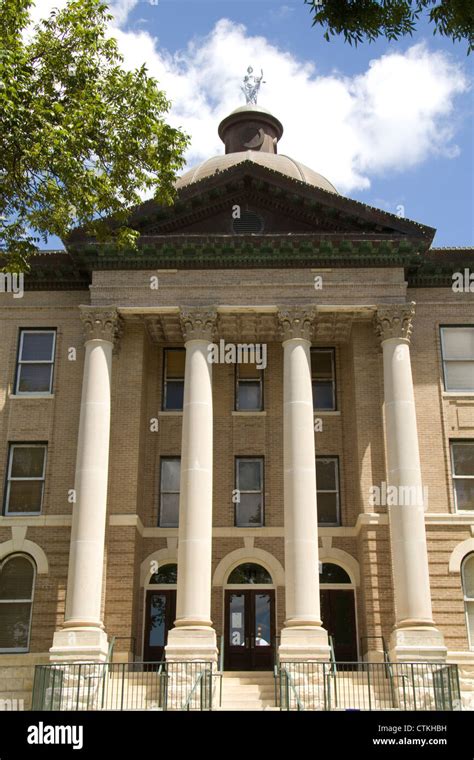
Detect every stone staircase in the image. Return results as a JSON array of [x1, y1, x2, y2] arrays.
[[216, 671, 278, 711]]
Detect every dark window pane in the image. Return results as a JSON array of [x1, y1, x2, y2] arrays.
[[237, 382, 261, 410], [463, 555, 474, 598], [150, 564, 178, 584], [161, 459, 180, 492], [316, 458, 337, 491], [238, 460, 261, 491], [317, 492, 339, 524], [228, 563, 272, 584], [0, 603, 31, 649], [229, 593, 245, 645], [149, 594, 166, 647], [313, 381, 334, 410], [20, 333, 54, 362], [445, 363, 474, 391], [7, 482, 43, 513], [0, 558, 34, 600], [166, 350, 185, 378], [235, 493, 262, 526], [320, 563, 350, 584], [452, 443, 474, 476], [442, 328, 474, 360], [454, 480, 474, 510], [160, 494, 179, 527], [17, 364, 52, 393], [311, 350, 333, 377], [255, 594, 271, 645], [11, 447, 45, 478], [165, 381, 184, 410]]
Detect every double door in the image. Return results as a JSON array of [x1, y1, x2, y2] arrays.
[[143, 589, 176, 662], [225, 589, 275, 671]]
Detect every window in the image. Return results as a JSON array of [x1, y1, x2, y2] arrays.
[[316, 456, 340, 526], [235, 457, 264, 527], [462, 554, 474, 649], [227, 563, 272, 584], [236, 363, 263, 411], [15, 330, 56, 395], [4, 444, 47, 515], [0, 554, 35, 652], [451, 441, 474, 511], [319, 563, 351, 584], [440, 327, 474, 392], [311, 348, 336, 410], [159, 458, 180, 527], [163, 349, 185, 411], [150, 564, 178, 584]]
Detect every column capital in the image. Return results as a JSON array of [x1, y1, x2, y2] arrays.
[[80, 307, 123, 347], [180, 308, 217, 342], [373, 302, 415, 344], [278, 307, 315, 342]]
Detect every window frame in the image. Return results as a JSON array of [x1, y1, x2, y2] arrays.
[[0, 553, 36, 653], [316, 455, 341, 527], [14, 329, 57, 396], [162, 348, 185, 411], [311, 347, 337, 411], [235, 363, 264, 412], [158, 456, 181, 528], [450, 440, 474, 513], [461, 553, 474, 650], [234, 456, 265, 528], [4, 443, 47, 516], [440, 325, 474, 393]]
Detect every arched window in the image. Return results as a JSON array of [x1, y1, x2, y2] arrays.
[[0, 554, 35, 652], [149, 563, 177, 584], [227, 563, 272, 584], [462, 553, 474, 648], [319, 563, 351, 584]]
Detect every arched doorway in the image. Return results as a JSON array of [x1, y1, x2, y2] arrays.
[[320, 562, 358, 662], [143, 563, 177, 662], [224, 563, 275, 671]]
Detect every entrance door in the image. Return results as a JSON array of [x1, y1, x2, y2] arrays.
[[320, 589, 357, 662], [143, 589, 176, 662], [224, 590, 275, 671]]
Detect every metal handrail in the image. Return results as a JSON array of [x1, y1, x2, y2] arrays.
[[280, 666, 304, 711], [182, 668, 210, 711]]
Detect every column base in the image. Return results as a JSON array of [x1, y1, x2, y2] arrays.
[[49, 627, 109, 663], [279, 625, 330, 662], [389, 624, 447, 663], [165, 625, 218, 664]]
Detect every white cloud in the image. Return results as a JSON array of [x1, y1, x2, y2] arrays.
[[26, 6, 469, 194], [112, 19, 469, 193]]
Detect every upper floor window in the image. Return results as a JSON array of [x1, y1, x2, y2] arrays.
[[462, 554, 474, 649], [311, 348, 336, 411], [15, 330, 56, 395], [235, 457, 264, 527], [236, 363, 263, 411], [159, 457, 180, 527], [440, 327, 474, 392], [316, 456, 340, 526], [4, 444, 47, 516], [163, 349, 185, 411], [0, 554, 35, 652], [451, 441, 474, 512]]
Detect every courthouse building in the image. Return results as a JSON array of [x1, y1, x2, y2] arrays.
[[0, 102, 474, 708]]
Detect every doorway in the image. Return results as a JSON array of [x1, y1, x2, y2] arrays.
[[224, 563, 275, 671], [143, 563, 177, 662], [320, 562, 358, 662]]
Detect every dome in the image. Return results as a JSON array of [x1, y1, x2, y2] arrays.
[[175, 103, 338, 195], [176, 151, 338, 194]]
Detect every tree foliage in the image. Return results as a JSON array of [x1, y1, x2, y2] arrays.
[[305, 0, 473, 53], [0, 0, 189, 271]]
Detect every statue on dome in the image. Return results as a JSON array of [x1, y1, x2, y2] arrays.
[[241, 66, 265, 105]]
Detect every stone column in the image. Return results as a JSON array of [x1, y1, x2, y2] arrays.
[[374, 303, 446, 661], [50, 307, 122, 662], [278, 309, 329, 661], [165, 309, 218, 663]]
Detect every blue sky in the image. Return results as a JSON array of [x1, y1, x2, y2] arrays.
[[34, 0, 473, 247]]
